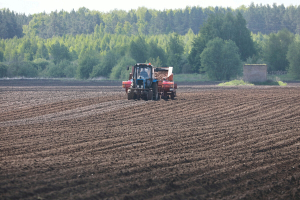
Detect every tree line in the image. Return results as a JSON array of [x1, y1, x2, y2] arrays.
[[0, 9, 30, 39], [0, 28, 195, 79], [0, 6, 300, 80], [1, 4, 300, 40]]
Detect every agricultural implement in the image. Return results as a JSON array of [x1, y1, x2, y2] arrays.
[[122, 63, 177, 100]]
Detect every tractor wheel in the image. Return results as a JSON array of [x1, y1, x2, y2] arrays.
[[171, 92, 175, 99], [153, 83, 159, 101], [143, 92, 148, 101], [128, 90, 134, 100], [133, 93, 137, 99], [148, 90, 153, 100]]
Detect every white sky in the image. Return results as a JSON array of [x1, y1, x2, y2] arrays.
[[0, 0, 299, 15]]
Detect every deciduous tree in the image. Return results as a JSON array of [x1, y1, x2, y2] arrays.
[[167, 33, 184, 73], [200, 37, 242, 80], [287, 40, 300, 79], [263, 29, 294, 71]]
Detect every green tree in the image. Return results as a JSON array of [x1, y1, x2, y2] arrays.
[[0, 50, 3, 62], [167, 33, 184, 73], [148, 40, 166, 66], [0, 9, 23, 39], [137, 19, 148, 35], [264, 29, 294, 71], [123, 21, 132, 36], [189, 12, 256, 74], [19, 39, 37, 61], [144, 10, 152, 23], [188, 36, 206, 73], [77, 50, 99, 79], [90, 50, 120, 78], [35, 42, 49, 59], [18, 61, 38, 77], [49, 41, 71, 64], [233, 12, 256, 61], [63, 60, 77, 78], [94, 23, 105, 38], [287, 40, 300, 79], [110, 56, 136, 79], [189, 6, 204, 34], [166, 10, 175, 33], [44, 59, 76, 78], [45, 62, 64, 78], [129, 36, 148, 63], [33, 58, 50, 74], [147, 56, 163, 67], [200, 37, 242, 80], [0, 62, 8, 77], [115, 22, 123, 34]]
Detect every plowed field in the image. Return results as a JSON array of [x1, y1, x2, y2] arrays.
[[1, 81, 300, 200]]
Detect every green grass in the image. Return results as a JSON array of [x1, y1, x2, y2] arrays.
[[174, 73, 210, 82], [253, 80, 287, 86], [266, 73, 300, 82], [253, 80, 280, 85], [278, 81, 287, 86], [218, 80, 254, 86], [219, 79, 287, 86]]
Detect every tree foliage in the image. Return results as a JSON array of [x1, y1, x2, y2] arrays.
[[129, 36, 148, 63], [148, 40, 167, 66], [201, 12, 255, 60], [2, 5, 300, 40], [263, 29, 294, 71], [18, 61, 38, 77], [189, 12, 255, 73], [90, 50, 121, 78], [1, 5, 300, 79], [200, 37, 242, 80], [77, 50, 99, 79], [0, 9, 24, 39], [0, 62, 8, 77], [167, 33, 184, 73], [110, 56, 136, 80], [287, 40, 300, 79], [188, 36, 206, 73], [49, 41, 71, 64]]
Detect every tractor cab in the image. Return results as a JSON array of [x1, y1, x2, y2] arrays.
[[132, 64, 153, 89]]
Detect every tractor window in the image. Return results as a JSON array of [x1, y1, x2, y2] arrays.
[[137, 67, 150, 79]]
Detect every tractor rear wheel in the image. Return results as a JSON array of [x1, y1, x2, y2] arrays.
[[171, 92, 175, 99], [143, 93, 148, 101], [148, 90, 153, 100], [153, 83, 159, 101], [128, 90, 134, 100]]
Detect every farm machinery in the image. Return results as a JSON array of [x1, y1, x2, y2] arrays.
[[122, 63, 177, 100]]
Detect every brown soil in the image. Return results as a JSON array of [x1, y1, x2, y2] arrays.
[[1, 81, 300, 200]]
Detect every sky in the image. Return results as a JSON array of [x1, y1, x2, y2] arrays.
[[0, 0, 299, 15]]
